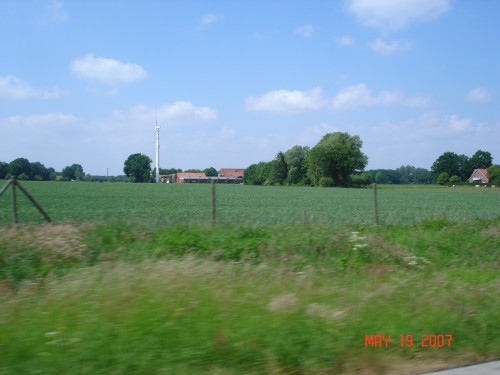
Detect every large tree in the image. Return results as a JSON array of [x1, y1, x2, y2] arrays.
[[62, 164, 84, 181], [307, 132, 368, 186], [431, 152, 469, 182], [468, 150, 493, 170], [124, 153, 152, 182], [9, 158, 31, 178]]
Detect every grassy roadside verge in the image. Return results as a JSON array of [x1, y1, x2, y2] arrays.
[[0, 219, 499, 374]]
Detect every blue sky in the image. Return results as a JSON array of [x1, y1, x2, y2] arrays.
[[1, 0, 499, 176]]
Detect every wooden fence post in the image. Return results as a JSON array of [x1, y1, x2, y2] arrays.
[[16, 181, 52, 223], [211, 179, 216, 225], [302, 208, 307, 224], [12, 178, 18, 224], [0, 177, 52, 224], [373, 183, 379, 225]]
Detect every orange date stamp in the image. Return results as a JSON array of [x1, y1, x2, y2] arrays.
[[365, 334, 453, 348]]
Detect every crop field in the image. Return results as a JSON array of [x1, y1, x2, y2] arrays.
[[0, 181, 499, 374], [0, 181, 499, 226]]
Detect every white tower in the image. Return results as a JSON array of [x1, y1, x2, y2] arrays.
[[155, 118, 160, 183]]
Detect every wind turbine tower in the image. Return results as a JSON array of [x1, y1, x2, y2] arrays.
[[155, 118, 160, 183]]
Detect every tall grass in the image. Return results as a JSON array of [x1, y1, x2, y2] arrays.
[[0, 218, 499, 374]]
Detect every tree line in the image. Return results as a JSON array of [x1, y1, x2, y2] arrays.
[[244, 133, 497, 187], [0, 158, 93, 182], [245, 132, 369, 187]]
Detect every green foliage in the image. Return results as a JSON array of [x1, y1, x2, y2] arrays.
[[0, 218, 498, 374], [318, 176, 333, 187], [0, 162, 8, 179], [244, 161, 273, 185], [203, 167, 218, 177], [61, 164, 84, 181], [487, 165, 500, 184], [437, 172, 450, 185], [160, 167, 182, 175], [9, 157, 31, 178], [307, 132, 368, 186], [284, 145, 309, 184], [123, 153, 152, 182], [449, 175, 459, 184], [469, 150, 493, 170]]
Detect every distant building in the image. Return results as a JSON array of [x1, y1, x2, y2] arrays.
[[158, 169, 246, 183], [176, 172, 207, 183], [468, 169, 489, 184], [218, 168, 245, 179]]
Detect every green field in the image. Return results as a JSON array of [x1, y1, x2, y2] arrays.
[[0, 181, 499, 374], [0, 181, 499, 225]]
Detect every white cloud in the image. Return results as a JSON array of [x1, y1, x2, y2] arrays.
[[336, 35, 354, 47], [200, 13, 221, 26], [246, 87, 326, 113], [111, 101, 217, 124], [465, 87, 492, 103], [70, 54, 147, 83], [346, 0, 451, 30], [369, 38, 409, 54], [49, 0, 69, 22], [294, 25, 315, 38], [0, 75, 65, 100], [332, 84, 429, 110]]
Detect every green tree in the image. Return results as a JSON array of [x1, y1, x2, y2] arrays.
[[284, 145, 309, 184], [61, 164, 84, 181], [449, 175, 460, 184], [30, 161, 50, 181], [468, 150, 493, 171], [62, 166, 76, 181], [437, 172, 450, 185], [0, 162, 8, 179], [204, 167, 218, 177], [268, 152, 288, 185], [9, 158, 31, 178], [307, 132, 368, 186], [431, 152, 469, 182], [487, 165, 500, 184], [124, 153, 152, 182], [71, 164, 84, 180]]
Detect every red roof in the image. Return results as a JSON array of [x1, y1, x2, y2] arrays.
[[219, 168, 245, 178], [468, 169, 489, 183]]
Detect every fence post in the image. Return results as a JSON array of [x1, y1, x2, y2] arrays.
[[373, 183, 379, 225], [302, 208, 307, 224], [12, 178, 18, 224], [211, 179, 216, 225], [16, 181, 52, 223]]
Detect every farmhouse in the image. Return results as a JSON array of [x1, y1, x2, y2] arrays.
[[468, 169, 489, 184]]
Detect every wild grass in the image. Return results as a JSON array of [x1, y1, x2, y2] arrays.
[[0, 218, 499, 374]]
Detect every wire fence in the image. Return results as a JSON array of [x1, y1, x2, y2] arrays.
[[0, 179, 499, 226]]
